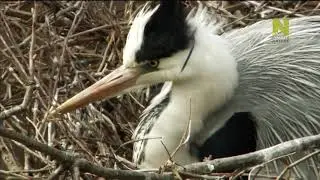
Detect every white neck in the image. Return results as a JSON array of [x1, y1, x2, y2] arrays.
[[139, 27, 238, 168]]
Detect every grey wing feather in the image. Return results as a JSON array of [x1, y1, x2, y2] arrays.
[[223, 16, 320, 178], [224, 16, 320, 146]]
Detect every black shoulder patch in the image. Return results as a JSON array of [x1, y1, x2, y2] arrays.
[[191, 112, 257, 161], [135, 0, 191, 63]]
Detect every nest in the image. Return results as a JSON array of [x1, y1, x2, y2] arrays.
[[0, 1, 319, 179]]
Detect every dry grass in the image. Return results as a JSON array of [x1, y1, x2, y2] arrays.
[[0, 1, 320, 179]]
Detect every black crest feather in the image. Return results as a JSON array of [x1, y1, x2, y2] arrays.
[[135, 0, 191, 63]]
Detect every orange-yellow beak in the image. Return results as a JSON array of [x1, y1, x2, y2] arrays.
[[51, 66, 141, 115]]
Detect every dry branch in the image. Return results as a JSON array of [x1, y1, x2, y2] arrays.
[[1, 127, 320, 179], [183, 134, 320, 174], [0, 128, 172, 180], [0, 86, 33, 120]]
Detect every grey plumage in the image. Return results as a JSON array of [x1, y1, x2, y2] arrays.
[[226, 16, 320, 178], [200, 16, 320, 178], [224, 16, 320, 148]]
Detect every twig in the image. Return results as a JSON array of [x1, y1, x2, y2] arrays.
[[51, 2, 86, 105], [69, 22, 127, 39], [0, 86, 33, 120], [0, 10, 28, 68], [116, 137, 161, 153], [72, 161, 81, 180], [13, 140, 53, 165], [0, 170, 29, 179], [160, 140, 173, 163], [97, 34, 114, 73], [246, 1, 304, 17], [4, 8, 32, 19], [248, 152, 295, 180], [242, 173, 277, 179], [179, 171, 222, 180], [0, 165, 51, 174], [88, 104, 122, 144], [170, 98, 192, 158], [2, 23, 46, 53], [29, 3, 37, 79], [47, 165, 65, 180], [0, 35, 29, 81], [114, 154, 138, 170], [182, 134, 320, 174], [276, 150, 320, 180]]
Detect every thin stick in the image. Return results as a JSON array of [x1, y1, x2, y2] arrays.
[[29, 3, 37, 79], [0, 86, 33, 120], [276, 150, 320, 180]]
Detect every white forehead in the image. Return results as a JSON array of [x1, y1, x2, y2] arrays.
[[123, 4, 159, 67]]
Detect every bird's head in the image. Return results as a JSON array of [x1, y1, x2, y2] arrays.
[[52, 0, 237, 114]]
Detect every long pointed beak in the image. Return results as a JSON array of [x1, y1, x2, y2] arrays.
[[51, 66, 141, 115]]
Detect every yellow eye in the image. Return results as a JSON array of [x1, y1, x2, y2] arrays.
[[147, 60, 159, 68]]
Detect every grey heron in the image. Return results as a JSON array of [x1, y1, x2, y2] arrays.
[[51, 0, 320, 178]]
